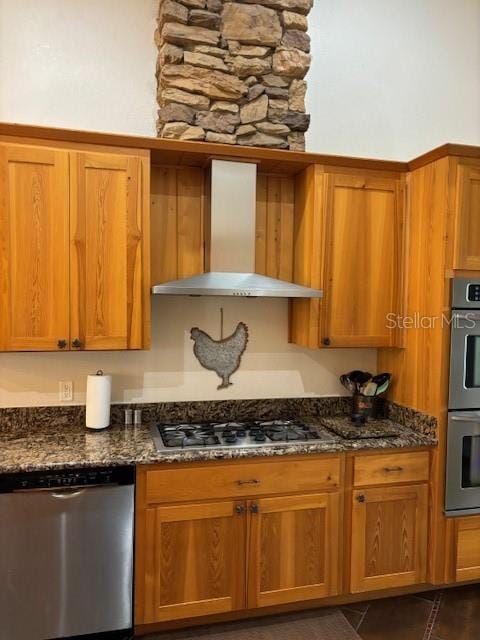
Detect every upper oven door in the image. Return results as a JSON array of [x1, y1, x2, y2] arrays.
[[449, 310, 480, 410]]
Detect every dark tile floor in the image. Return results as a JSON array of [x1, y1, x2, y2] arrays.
[[144, 585, 480, 640], [341, 585, 480, 640]]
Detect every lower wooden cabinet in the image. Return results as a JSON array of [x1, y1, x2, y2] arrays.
[[455, 516, 480, 582], [135, 461, 341, 626], [140, 500, 246, 623], [350, 484, 428, 593], [135, 452, 432, 628], [248, 493, 339, 608]]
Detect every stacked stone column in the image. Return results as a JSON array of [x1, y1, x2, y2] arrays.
[[156, 0, 312, 150]]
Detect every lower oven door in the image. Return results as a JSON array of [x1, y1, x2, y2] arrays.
[[446, 411, 480, 515], [449, 311, 480, 409]]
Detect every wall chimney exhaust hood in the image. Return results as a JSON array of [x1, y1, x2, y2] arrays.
[[152, 160, 323, 298]]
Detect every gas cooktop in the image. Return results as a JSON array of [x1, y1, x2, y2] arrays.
[[150, 419, 335, 452]]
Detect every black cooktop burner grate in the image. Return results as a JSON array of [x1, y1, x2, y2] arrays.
[[156, 419, 327, 449]]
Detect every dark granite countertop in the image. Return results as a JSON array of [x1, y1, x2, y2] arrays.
[[0, 412, 437, 474]]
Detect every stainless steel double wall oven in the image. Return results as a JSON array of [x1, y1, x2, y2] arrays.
[[446, 278, 480, 515]]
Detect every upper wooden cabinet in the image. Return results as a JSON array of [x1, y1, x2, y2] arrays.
[[0, 142, 150, 351], [150, 166, 295, 285], [453, 161, 480, 270], [0, 145, 70, 351], [70, 152, 148, 350], [290, 166, 404, 348]]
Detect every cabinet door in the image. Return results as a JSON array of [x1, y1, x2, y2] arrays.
[[0, 144, 70, 351], [323, 174, 403, 347], [454, 163, 480, 270], [455, 516, 480, 582], [351, 484, 428, 593], [140, 501, 246, 624], [70, 151, 148, 350], [248, 493, 339, 608]]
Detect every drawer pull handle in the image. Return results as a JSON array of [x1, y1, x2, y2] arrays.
[[383, 466, 404, 472], [237, 479, 261, 486]]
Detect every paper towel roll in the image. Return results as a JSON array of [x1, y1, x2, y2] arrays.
[[85, 371, 112, 430]]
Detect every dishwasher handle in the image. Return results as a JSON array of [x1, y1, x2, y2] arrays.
[[50, 488, 87, 499]]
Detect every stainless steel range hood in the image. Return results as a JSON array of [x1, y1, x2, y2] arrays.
[[152, 160, 323, 298]]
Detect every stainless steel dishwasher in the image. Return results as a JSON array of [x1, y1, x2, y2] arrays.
[[0, 465, 134, 640]]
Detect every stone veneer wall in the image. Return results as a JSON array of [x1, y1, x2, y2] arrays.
[[155, 0, 312, 150]]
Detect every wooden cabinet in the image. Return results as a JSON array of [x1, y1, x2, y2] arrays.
[[291, 167, 404, 348], [0, 145, 70, 351], [0, 142, 150, 351], [353, 451, 430, 486], [135, 458, 341, 626], [350, 482, 428, 593], [453, 161, 480, 270], [150, 166, 295, 285], [248, 493, 339, 608], [70, 152, 148, 350], [322, 174, 403, 347], [140, 500, 246, 623], [454, 516, 480, 582]]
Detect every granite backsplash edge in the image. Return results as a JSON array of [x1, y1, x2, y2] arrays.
[[0, 397, 436, 439]]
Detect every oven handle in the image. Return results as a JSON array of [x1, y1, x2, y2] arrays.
[[452, 312, 480, 321], [451, 414, 480, 422]]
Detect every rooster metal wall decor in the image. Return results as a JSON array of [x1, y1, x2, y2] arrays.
[[190, 319, 249, 390]]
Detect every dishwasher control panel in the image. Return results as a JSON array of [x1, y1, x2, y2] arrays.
[[0, 465, 134, 493]]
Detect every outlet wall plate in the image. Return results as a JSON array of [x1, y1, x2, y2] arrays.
[[59, 381, 73, 402]]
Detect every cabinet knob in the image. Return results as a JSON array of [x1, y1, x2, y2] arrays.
[[250, 503, 260, 514], [356, 494, 366, 503], [57, 339, 67, 349], [235, 504, 246, 515], [322, 337, 331, 346], [72, 338, 83, 349]]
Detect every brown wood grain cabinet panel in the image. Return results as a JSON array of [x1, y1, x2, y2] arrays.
[[350, 484, 428, 593], [255, 174, 294, 281], [144, 457, 340, 505], [323, 174, 404, 347], [290, 165, 325, 348], [248, 493, 339, 608], [290, 168, 404, 348], [353, 451, 430, 487], [0, 143, 70, 351], [455, 516, 480, 582], [453, 162, 480, 270], [377, 157, 455, 584], [70, 151, 148, 349], [140, 500, 246, 624]]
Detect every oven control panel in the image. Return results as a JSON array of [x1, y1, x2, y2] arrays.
[[468, 284, 480, 302], [452, 279, 480, 308]]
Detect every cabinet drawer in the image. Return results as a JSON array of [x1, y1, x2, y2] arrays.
[[353, 451, 429, 487], [145, 457, 340, 504]]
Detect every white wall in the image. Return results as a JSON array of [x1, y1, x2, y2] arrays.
[[306, 0, 480, 159], [1, 0, 479, 158], [0, 0, 158, 136]]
